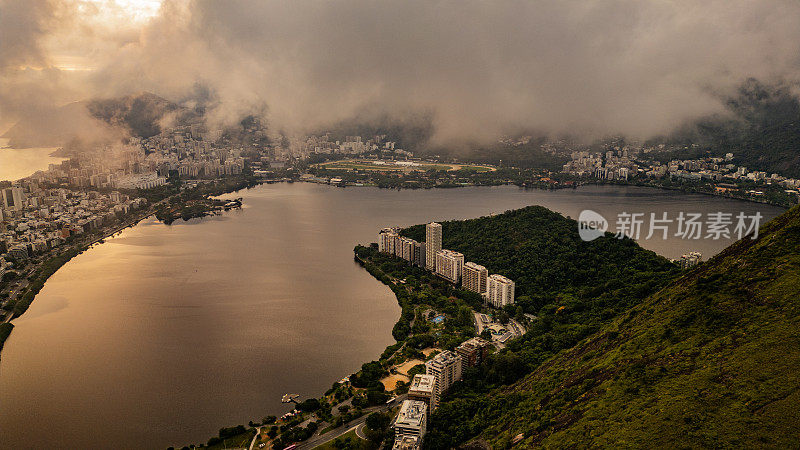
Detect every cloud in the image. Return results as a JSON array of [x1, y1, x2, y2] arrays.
[[4, 0, 800, 144], [0, 0, 53, 71]]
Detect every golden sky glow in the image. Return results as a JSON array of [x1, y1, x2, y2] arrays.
[[46, 0, 164, 71]]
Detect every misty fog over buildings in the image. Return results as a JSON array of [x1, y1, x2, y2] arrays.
[[2, 0, 800, 148]]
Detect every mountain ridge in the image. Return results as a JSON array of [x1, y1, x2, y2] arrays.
[[1, 92, 192, 148]]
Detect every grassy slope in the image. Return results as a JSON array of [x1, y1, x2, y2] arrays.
[[477, 205, 800, 448]]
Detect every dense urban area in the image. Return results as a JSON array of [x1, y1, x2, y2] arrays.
[[1, 105, 799, 449]]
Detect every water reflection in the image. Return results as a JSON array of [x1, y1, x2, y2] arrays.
[[0, 183, 785, 448]]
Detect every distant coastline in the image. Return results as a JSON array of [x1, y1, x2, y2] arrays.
[[299, 176, 793, 209]]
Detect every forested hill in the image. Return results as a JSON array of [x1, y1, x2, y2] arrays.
[[429, 205, 800, 448], [402, 206, 678, 315]]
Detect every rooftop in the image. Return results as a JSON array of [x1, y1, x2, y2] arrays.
[[436, 249, 464, 258], [409, 374, 435, 395], [464, 261, 487, 271], [394, 400, 427, 428], [426, 350, 460, 368], [488, 273, 514, 284]]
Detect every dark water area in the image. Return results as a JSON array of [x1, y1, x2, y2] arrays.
[[0, 183, 784, 449]]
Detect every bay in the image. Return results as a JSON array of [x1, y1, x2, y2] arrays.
[[0, 138, 66, 182]]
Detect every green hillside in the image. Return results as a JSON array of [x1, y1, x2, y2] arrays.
[[402, 206, 678, 308], [428, 205, 800, 448]]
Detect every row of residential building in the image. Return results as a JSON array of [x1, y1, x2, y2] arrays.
[[378, 222, 516, 308], [392, 337, 492, 449], [0, 181, 148, 280], [562, 150, 800, 200]]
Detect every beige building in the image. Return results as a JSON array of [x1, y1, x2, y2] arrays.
[[462, 262, 488, 294], [425, 350, 462, 409], [435, 249, 464, 283], [408, 374, 437, 413], [455, 337, 492, 378], [488, 274, 515, 308], [393, 400, 427, 447], [425, 222, 442, 271]]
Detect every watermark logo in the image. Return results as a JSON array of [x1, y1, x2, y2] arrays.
[[578, 209, 608, 241], [578, 210, 762, 242]]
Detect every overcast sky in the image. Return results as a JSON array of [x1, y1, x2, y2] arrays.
[[2, 0, 800, 143]]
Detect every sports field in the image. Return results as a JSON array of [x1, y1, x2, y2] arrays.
[[314, 159, 495, 173]]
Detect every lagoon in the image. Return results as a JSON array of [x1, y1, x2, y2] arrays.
[[0, 183, 784, 448]]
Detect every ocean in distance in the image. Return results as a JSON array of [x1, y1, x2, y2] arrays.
[[0, 138, 66, 182]]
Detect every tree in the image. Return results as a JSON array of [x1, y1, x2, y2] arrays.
[[366, 412, 391, 431], [366, 390, 390, 406], [296, 398, 321, 412], [497, 311, 510, 325], [406, 363, 426, 378], [352, 395, 369, 409]]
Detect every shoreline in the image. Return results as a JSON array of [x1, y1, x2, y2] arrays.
[[299, 177, 793, 209], [0, 178, 264, 357], [1, 207, 155, 326], [1, 180, 786, 448]]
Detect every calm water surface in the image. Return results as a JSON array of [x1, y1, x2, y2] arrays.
[[0, 138, 66, 181], [0, 183, 785, 449]]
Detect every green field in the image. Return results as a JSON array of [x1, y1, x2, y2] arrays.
[[315, 160, 494, 173]]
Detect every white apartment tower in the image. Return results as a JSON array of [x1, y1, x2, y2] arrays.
[[425, 350, 462, 409], [487, 274, 516, 308], [398, 237, 417, 262], [425, 222, 442, 271], [462, 262, 488, 294], [378, 227, 399, 254], [435, 249, 464, 283]]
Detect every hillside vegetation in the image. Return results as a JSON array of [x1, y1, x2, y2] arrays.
[[428, 205, 800, 448], [402, 206, 678, 321]]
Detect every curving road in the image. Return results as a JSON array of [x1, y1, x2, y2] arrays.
[[295, 394, 406, 450]]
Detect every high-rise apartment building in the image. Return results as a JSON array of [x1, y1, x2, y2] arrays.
[[435, 249, 464, 283], [462, 262, 488, 294], [487, 274, 515, 307], [2, 187, 25, 212], [378, 227, 427, 268], [413, 241, 426, 267], [408, 374, 437, 413], [378, 227, 399, 254], [398, 237, 417, 262], [425, 350, 462, 409], [425, 222, 442, 271], [455, 337, 492, 378], [393, 400, 427, 447]]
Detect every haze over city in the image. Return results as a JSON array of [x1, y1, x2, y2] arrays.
[[3, 0, 800, 143], [1, 1, 800, 449]]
